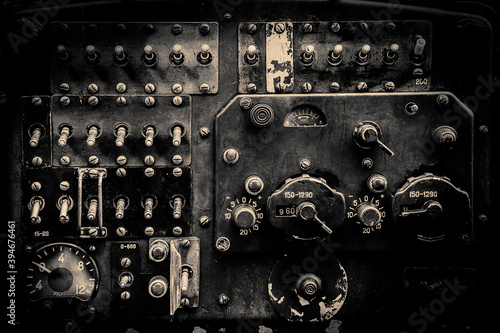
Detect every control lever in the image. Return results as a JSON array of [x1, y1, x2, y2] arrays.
[[400, 200, 443, 217], [297, 202, 333, 235], [353, 121, 394, 156]]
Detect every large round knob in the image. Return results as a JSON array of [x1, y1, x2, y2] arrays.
[[356, 202, 382, 227], [233, 204, 257, 229], [148, 275, 168, 298]]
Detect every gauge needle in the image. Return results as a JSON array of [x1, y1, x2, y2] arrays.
[[32, 261, 51, 273]]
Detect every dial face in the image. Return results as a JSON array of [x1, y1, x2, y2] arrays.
[[283, 104, 327, 127], [26, 243, 99, 301]]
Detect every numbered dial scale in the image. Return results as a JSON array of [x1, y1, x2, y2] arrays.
[[224, 196, 265, 236], [26, 243, 99, 301], [347, 194, 387, 234]]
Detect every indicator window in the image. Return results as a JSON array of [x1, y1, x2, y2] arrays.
[[283, 104, 327, 127]]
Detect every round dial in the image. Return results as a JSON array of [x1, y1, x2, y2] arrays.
[[26, 243, 99, 301], [346, 194, 387, 234], [283, 104, 327, 127], [233, 204, 257, 229], [224, 196, 264, 236]]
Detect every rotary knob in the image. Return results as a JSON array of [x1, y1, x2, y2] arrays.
[[356, 202, 382, 227], [149, 240, 169, 262], [233, 204, 257, 229]]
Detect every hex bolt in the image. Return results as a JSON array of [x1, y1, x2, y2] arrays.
[[199, 83, 210, 94], [172, 226, 183, 236], [116, 155, 127, 166], [59, 181, 70, 191], [172, 167, 183, 177], [246, 83, 257, 93], [88, 95, 99, 106], [172, 155, 183, 165], [199, 216, 211, 227], [60, 155, 71, 166], [357, 82, 368, 92], [32, 156, 43, 166], [116, 168, 127, 177], [275, 23, 285, 34], [436, 94, 449, 107], [144, 167, 155, 177], [145, 83, 156, 94], [172, 96, 183, 106], [144, 96, 155, 107], [172, 24, 183, 35], [32, 97, 42, 106], [88, 155, 99, 165], [384, 81, 395, 92], [144, 226, 154, 236], [116, 82, 127, 93], [330, 22, 341, 33], [116, 96, 127, 107], [300, 159, 311, 171], [59, 83, 70, 93], [59, 96, 70, 106], [218, 294, 229, 305], [301, 82, 313, 93], [87, 83, 99, 94], [200, 126, 210, 137], [172, 83, 183, 94], [116, 227, 127, 237], [31, 182, 42, 191], [246, 23, 257, 34], [329, 82, 340, 92]]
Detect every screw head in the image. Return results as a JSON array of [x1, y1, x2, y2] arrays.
[[59, 181, 70, 191], [479, 125, 488, 134], [116, 155, 127, 165], [144, 226, 154, 236], [116, 227, 127, 237], [300, 158, 311, 171], [413, 68, 424, 77], [116, 82, 127, 93], [330, 22, 341, 33], [357, 82, 368, 92], [145, 83, 156, 94], [302, 23, 313, 33], [182, 239, 191, 248], [88, 155, 99, 165], [31, 182, 42, 191], [216, 237, 230, 252], [180, 298, 190, 307], [144, 167, 155, 177], [31, 156, 42, 166], [436, 94, 449, 107], [172, 155, 183, 165], [172, 226, 183, 236], [361, 158, 374, 169], [116, 168, 127, 177], [246, 23, 257, 34], [144, 96, 155, 107], [172, 167, 183, 177], [218, 294, 229, 305], [59, 83, 70, 93], [31, 97, 43, 106], [199, 83, 210, 94], [275, 23, 285, 34], [172, 96, 183, 106], [329, 82, 340, 92], [59, 96, 71, 106], [88, 95, 99, 106], [172, 24, 183, 35], [223, 148, 239, 164], [87, 83, 99, 94], [384, 81, 395, 92], [172, 84, 183, 94], [59, 155, 71, 165], [200, 23, 210, 34], [116, 96, 127, 106], [199, 216, 211, 227], [199, 126, 210, 137], [301, 82, 313, 93], [239, 97, 252, 110], [246, 83, 257, 93]]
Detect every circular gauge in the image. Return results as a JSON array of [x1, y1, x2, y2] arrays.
[[26, 243, 99, 301], [283, 104, 327, 127]]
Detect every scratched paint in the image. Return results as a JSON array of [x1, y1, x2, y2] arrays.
[[266, 22, 294, 93]]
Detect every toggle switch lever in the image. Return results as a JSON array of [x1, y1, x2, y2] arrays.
[[297, 202, 333, 235], [353, 121, 394, 156], [400, 200, 443, 217]]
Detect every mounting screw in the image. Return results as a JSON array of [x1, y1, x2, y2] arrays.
[[31, 156, 43, 166], [172, 24, 183, 35], [144, 96, 155, 107], [275, 23, 285, 34], [172, 167, 183, 177], [216, 237, 230, 252], [59, 181, 70, 191], [199, 216, 211, 227], [218, 294, 230, 305], [59, 96, 70, 106], [200, 127, 210, 137], [384, 81, 395, 92], [182, 239, 190, 248], [479, 125, 488, 134], [116, 96, 127, 107], [88, 155, 99, 165], [357, 82, 368, 92], [172, 155, 183, 165], [116, 168, 127, 177], [25, 245, 33, 253], [478, 214, 488, 223], [301, 82, 313, 93], [302, 23, 313, 33], [87, 83, 99, 94], [436, 94, 449, 107], [31, 97, 42, 106], [144, 227, 154, 236], [199, 83, 210, 94], [145, 83, 156, 94], [144, 167, 155, 177], [116, 227, 127, 237], [246, 23, 257, 34], [59, 83, 70, 93], [200, 23, 210, 35], [172, 226, 183, 236], [172, 96, 183, 106], [329, 82, 340, 92], [180, 298, 190, 307], [239, 97, 252, 110], [116, 82, 127, 93], [330, 22, 341, 33], [59, 155, 71, 166], [88, 95, 99, 106], [31, 182, 42, 191], [300, 159, 311, 171], [246, 83, 257, 93]]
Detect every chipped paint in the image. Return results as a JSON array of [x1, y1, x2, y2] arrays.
[[266, 22, 294, 93]]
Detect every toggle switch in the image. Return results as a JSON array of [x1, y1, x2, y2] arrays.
[[84, 45, 100, 66], [244, 45, 259, 65], [171, 125, 183, 146], [86, 125, 100, 146], [411, 38, 427, 64], [57, 125, 72, 147], [29, 196, 44, 224], [87, 199, 98, 221], [327, 44, 343, 66], [113, 45, 130, 66], [143, 125, 156, 147], [57, 195, 73, 224], [300, 45, 315, 66], [171, 196, 184, 219], [29, 126, 43, 147], [383, 44, 399, 65], [353, 121, 394, 156], [114, 197, 128, 219], [170, 44, 185, 65], [181, 266, 193, 292], [114, 125, 128, 147], [118, 272, 134, 288], [143, 196, 156, 219], [56, 45, 72, 65], [197, 44, 213, 65], [356, 44, 371, 65], [142, 45, 158, 66]]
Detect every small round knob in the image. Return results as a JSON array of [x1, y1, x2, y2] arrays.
[[149, 240, 169, 262], [367, 174, 388, 193], [356, 202, 382, 227], [233, 204, 257, 229], [245, 175, 264, 195], [148, 275, 168, 298]]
